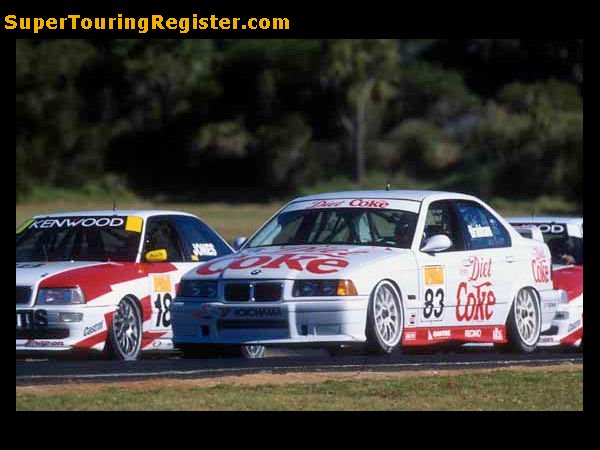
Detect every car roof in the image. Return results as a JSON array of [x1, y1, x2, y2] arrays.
[[32, 210, 198, 219], [292, 190, 480, 203], [507, 216, 583, 225]]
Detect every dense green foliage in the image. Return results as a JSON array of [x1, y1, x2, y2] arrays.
[[16, 39, 582, 209]]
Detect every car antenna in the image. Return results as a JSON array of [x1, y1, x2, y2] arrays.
[[113, 200, 117, 213]]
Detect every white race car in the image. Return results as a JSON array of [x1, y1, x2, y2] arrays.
[[172, 191, 564, 356], [509, 217, 583, 350], [16, 210, 265, 360]]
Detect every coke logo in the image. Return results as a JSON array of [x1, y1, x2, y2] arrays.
[[532, 258, 550, 283], [348, 199, 390, 208], [197, 253, 350, 276], [468, 256, 492, 281], [456, 281, 496, 321]]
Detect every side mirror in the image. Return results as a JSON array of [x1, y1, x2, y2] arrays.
[[421, 234, 452, 253], [232, 236, 247, 251], [145, 249, 168, 263]]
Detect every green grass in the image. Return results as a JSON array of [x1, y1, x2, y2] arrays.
[[16, 368, 583, 411]]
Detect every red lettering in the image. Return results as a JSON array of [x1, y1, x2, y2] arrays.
[[196, 258, 235, 275], [349, 199, 390, 208], [532, 258, 550, 283], [468, 257, 492, 281], [229, 256, 272, 270], [456, 281, 495, 321], [262, 254, 317, 271], [306, 258, 349, 274]]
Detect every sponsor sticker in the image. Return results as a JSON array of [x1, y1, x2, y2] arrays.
[[83, 321, 104, 337], [424, 266, 445, 285], [467, 224, 493, 239], [25, 340, 65, 348], [427, 329, 451, 341], [125, 216, 143, 233], [464, 329, 482, 338], [192, 243, 218, 257], [404, 331, 417, 341], [27, 217, 126, 229], [153, 275, 172, 293], [493, 327, 503, 341]]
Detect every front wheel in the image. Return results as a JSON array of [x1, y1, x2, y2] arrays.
[[365, 281, 404, 354], [501, 288, 541, 353], [106, 297, 143, 361]]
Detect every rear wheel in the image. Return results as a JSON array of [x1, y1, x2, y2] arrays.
[[366, 281, 404, 354], [500, 288, 541, 353], [232, 345, 266, 359], [107, 297, 143, 361]]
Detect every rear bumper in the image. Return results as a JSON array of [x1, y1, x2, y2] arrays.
[[171, 298, 369, 345]]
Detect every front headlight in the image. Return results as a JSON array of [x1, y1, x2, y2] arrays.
[[178, 280, 218, 299], [292, 280, 358, 297], [36, 287, 85, 305]]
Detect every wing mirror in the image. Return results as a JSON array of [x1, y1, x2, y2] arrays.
[[421, 234, 452, 253], [232, 237, 247, 251], [145, 249, 168, 263]]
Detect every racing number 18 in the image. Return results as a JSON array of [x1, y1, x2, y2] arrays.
[[154, 293, 172, 328]]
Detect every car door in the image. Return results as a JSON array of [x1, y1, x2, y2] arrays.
[[413, 200, 467, 338], [453, 200, 514, 328], [142, 216, 193, 339]]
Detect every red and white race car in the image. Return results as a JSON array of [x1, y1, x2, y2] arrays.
[[16, 210, 265, 360], [509, 217, 583, 350], [172, 191, 565, 357]]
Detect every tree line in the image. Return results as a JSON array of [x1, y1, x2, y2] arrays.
[[16, 39, 583, 208]]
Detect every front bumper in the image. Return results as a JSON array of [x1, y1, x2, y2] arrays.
[[171, 297, 369, 345], [16, 305, 114, 352]]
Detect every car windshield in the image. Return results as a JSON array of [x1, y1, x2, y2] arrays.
[[16, 216, 142, 262], [246, 208, 419, 249]]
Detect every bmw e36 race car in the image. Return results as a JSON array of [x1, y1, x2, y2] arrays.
[[171, 191, 564, 357], [16, 210, 265, 360], [508, 217, 583, 350]]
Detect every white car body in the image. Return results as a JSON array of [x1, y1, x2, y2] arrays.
[[508, 217, 583, 348], [172, 191, 563, 350], [16, 210, 233, 356]]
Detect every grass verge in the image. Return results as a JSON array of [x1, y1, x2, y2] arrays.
[[16, 365, 582, 411]]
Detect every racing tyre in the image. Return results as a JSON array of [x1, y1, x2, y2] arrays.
[[499, 288, 541, 353], [106, 297, 143, 361], [365, 281, 404, 354]]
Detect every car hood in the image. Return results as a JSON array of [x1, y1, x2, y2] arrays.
[[190, 245, 412, 280], [16, 261, 107, 287]]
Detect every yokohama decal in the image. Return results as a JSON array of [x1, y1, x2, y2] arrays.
[[402, 325, 506, 346]]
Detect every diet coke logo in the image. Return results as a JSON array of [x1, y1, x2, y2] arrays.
[[532, 248, 550, 283]]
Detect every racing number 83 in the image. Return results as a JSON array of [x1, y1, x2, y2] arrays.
[[424, 288, 444, 319], [154, 293, 172, 328]]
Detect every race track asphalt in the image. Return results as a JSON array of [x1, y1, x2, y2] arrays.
[[15, 347, 583, 386]]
